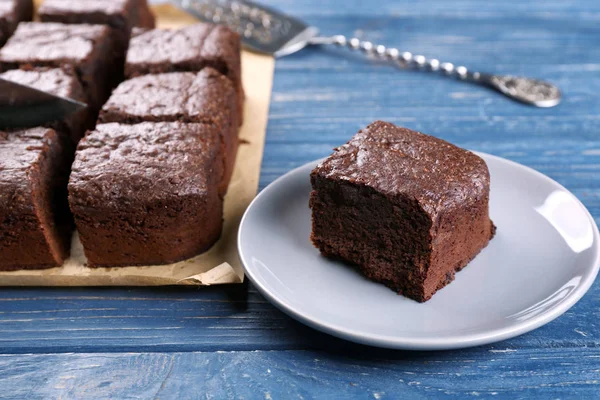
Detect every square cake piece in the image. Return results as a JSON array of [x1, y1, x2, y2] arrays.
[[0, 67, 89, 143], [0, 22, 118, 110], [38, 0, 155, 59], [0, 0, 33, 46], [125, 23, 243, 115], [309, 121, 496, 302], [0, 127, 74, 270], [68, 122, 225, 267], [99, 68, 240, 192]]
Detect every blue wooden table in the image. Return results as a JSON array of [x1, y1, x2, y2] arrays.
[[2, 1, 600, 398]]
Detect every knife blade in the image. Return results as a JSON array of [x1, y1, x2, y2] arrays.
[[0, 78, 88, 130]]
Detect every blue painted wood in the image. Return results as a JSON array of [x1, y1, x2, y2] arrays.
[[266, 0, 600, 17], [2, 0, 600, 397], [1, 348, 600, 399]]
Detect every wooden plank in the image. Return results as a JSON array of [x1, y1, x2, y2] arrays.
[[0, 283, 598, 353], [0, 349, 599, 399], [263, 0, 600, 17]]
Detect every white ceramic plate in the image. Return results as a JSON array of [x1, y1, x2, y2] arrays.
[[238, 153, 600, 350]]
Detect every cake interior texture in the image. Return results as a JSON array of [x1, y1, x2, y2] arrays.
[[0, 128, 74, 270], [309, 121, 496, 302]]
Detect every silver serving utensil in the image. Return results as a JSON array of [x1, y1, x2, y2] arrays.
[[175, 0, 561, 107], [0, 78, 87, 129]]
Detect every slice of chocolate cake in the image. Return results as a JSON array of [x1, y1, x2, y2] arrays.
[[0, 22, 118, 110], [0, 0, 33, 46], [38, 0, 155, 70], [0, 127, 74, 270], [99, 69, 239, 193], [309, 121, 495, 302], [124, 23, 243, 117], [38, 0, 155, 32], [68, 122, 225, 267], [0, 67, 88, 144]]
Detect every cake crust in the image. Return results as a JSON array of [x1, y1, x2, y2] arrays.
[[125, 23, 242, 115], [68, 122, 225, 267], [38, 0, 155, 30], [99, 69, 239, 192], [0, 0, 33, 46], [0, 127, 74, 270], [38, 0, 156, 71], [0, 22, 118, 110], [0, 67, 88, 143], [310, 121, 495, 302]]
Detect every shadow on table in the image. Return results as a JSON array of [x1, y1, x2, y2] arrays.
[[284, 317, 490, 361], [0, 282, 500, 361]]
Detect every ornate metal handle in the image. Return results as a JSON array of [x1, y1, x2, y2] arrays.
[[309, 35, 561, 108]]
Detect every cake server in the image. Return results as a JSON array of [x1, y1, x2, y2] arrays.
[[174, 0, 561, 107], [0, 78, 87, 130]]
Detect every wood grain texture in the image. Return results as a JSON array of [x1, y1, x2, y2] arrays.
[[1, 349, 599, 399], [2, 0, 600, 398], [267, 0, 600, 17]]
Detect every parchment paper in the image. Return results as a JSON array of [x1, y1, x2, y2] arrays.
[[0, 4, 274, 286]]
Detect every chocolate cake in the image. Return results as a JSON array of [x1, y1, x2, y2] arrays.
[[0, 0, 32, 46], [125, 23, 243, 117], [68, 122, 225, 267], [38, 0, 155, 31], [134, 0, 156, 30], [0, 22, 118, 110], [99, 69, 240, 192], [38, 0, 155, 67], [309, 121, 495, 302], [0, 67, 88, 143], [0, 127, 74, 270]]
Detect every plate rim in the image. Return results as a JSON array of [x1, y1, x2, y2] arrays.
[[238, 152, 600, 350]]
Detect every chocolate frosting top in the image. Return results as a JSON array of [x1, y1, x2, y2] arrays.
[[69, 122, 221, 210], [313, 121, 490, 218]]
